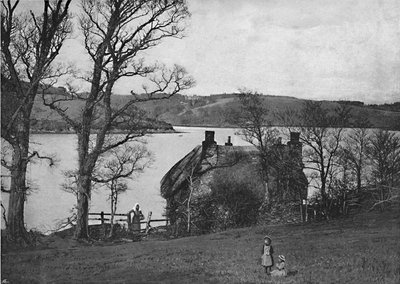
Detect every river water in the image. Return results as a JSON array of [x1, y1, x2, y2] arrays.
[[1, 127, 252, 233]]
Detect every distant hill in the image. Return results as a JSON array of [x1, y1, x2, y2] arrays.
[[7, 88, 400, 132], [2, 74, 399, 131], [1, 76, 175, 134], [29, 90, 175, 133], [134, 93, 400, 130]]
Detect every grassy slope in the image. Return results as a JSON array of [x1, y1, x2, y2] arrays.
[[2, 209, 399, 284]]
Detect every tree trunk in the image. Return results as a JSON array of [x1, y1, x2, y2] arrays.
[[108, 186, 116, 238], [320, 181, 329, 220], [259, 181, 270, 213], [357, 170, 362, 193], [380, 185, 385, 212], [74, 120, 96, 240], [305, 199, 308, 222], [7, 152, 29, 243], [187, 183, 193, 234], [299, 198, 303, 222], [6, 109, 32, 244], [74, 175, 91, 239]]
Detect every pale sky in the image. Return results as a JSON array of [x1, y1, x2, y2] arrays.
[[21, 0, 400, 103]]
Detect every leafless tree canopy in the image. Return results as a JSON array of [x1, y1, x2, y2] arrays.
[[340, 126, 371, 192], [1, 0, 72, 140], [93, 142, 152, 184], [368, 130, 400, 186], [43, 0, 194, 154], [92, 142, 152, 238], [281, 101, 351, 218], [236, 91, 279, 180], [39, 0, 194, 240]]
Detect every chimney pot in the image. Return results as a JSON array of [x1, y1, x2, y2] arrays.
[[225, 136, 233, 146]]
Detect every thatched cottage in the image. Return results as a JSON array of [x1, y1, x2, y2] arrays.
[[160, 131, 307, 234]]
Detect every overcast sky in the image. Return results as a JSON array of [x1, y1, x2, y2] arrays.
[[23, 0, 400, 103]]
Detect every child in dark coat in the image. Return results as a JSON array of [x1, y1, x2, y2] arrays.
[[261, 235, 274, 275]]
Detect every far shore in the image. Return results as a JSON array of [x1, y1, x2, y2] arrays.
[[30, 124, 400, 135], [30, 128, 179, 135]]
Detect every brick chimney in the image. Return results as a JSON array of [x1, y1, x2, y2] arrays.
[[202, 131, 216, 148], [288, 132, 302, 165]]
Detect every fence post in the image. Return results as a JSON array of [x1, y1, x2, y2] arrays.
[[100, 211, 104, 225], [126, 212, 131, 231], [305, 200, 308, 222], [100, 211, 105, 237], [145, 211, 152, 234]]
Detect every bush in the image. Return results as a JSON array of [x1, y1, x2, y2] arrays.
[[198, 165, 264, 232]]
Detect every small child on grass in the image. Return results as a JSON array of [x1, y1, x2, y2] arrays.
[[271, 255, 287, 277], [261, 235, 274, 275]]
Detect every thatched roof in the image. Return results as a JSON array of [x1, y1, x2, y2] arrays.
[[160, 145, 203, 198], [160, 144, 258, 199]]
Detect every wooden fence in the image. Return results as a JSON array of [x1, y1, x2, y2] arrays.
[[88, 211, 169, 234]]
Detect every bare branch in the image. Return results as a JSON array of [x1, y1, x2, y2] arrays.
[[1, 203, 8, 228], [1, 185, 11, 193], [27, 151, 55, 166]]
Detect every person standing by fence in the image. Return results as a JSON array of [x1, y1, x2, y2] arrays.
[[128, 203, 144, 233]]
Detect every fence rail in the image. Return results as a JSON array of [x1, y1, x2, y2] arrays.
[[88, 211, 169, 233], [89, 213, 127, 216]]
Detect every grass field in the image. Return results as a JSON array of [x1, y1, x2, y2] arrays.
[[2, 209, 399, 283]]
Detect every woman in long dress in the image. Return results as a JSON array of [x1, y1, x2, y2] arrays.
[[129, 203, 144, 233]]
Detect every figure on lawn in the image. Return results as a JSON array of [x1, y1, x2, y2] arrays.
[[128, 203, 144, 233], [261, 235, 274, 275], [271, 255, 287, 277]]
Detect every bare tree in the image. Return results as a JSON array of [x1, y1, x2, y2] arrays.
[[93, 142, 152, 238], [185, 166, 197, 234], [43, 0, 194, 240], [1, 0, 72, 244], [367, 129, 400, 211], [235, 90, 307, 222], [235, 90, 279, 200], [339, 119, 371, 193], [283, 101, 351, 219]]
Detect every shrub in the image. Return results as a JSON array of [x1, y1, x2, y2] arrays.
[[198, 165, 264, 231]]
